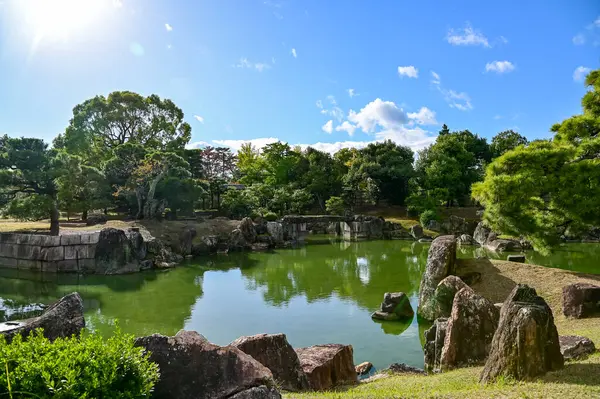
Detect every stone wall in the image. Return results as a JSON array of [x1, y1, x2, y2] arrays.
[[0, 232, 100, 273]]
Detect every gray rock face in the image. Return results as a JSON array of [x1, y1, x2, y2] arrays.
[[135, 330, 278, 399], [229, 229, 249, 250], [355, 361, 373, 376], [562, 283, 600, 318], [507, 254, 525, 263], [85, 213, 107, 226], [383, 222, 412, 239], [417, 235, 457, 320], [559, 335, 596, 360], [440, 287, 500, 370], [178, 226, 197, 255], [426, 220, 442, 232], [410, 224, 424, 239], [239, 217, 257, 243], [94, 228, 139, 273], [1, 293, 84, 343], [228, 386, 281, 399], [473, 222, 492, 246], [230, 333, 309, 392], [266, 222, 284, 244], [432, 276, 469, 319], [371, 292, 414, 321], [443, 216, 476, 236], [480, 285, 563, 383], [295, 344, 357, 391], [485, 239, 522, 253], [457, 234, 475, 245], [383, 363, 426, 375], [423, 317, 448, 373]]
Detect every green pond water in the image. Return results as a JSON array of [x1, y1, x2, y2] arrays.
[[1, 239, 599, 371]]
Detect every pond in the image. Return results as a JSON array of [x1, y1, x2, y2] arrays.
[[1, 239, 599, 371]]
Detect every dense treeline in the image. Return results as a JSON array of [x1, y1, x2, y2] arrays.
[[1, 69, 598, 253]]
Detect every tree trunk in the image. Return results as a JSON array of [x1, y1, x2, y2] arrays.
[[50, 200, 60, 236], [143, 171, 166, 219], [82, 209, 88, 221], [135, 186, 144, 219]]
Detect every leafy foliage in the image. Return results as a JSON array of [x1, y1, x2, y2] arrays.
[[0, 328, 159, 398], [325, 196, 346, 216], [420, 209, 438, 227], [490, 130, 528, 159]]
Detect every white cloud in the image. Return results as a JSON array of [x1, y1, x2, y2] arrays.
[[165, 23, 173, 32], [193, 115, 204, 123], [485, 60, 515, 74], [235, 58, 271, 72], [291, 48, 297, 58], [498, 36, 508, 44], [322, 120, 333, 134], [213, 138, 279, 151], [323, 106, 344, 122], [407, 107, 438, 125], [113, 0, 123, 7], [397, 66, 419, 78], [186, 141, 211, 149], [573, 66, 591, 82], [573, 34, 586, 45], [327, 95, 337, 105], [316, 100, 323, 109], [375, 126, 436, 152], [446, 23, 490, 47], [335, 121, 358, 136], [348, 98, 408, 133], [430, 72, 473, 111], [347, 88, 356, 98]]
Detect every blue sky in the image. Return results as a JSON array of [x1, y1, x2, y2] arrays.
[[0, 0, 598, 154]]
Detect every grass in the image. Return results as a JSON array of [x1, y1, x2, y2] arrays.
[[285, 258, 600, 399]]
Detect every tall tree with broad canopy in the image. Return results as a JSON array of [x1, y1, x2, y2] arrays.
[[0, 136, 61, 235], [55, 91, 192, 160], [490, 130, 529, 159], [473, 69, 600, 252]]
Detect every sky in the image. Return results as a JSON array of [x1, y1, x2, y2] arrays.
[[0, 0, 599, 154]]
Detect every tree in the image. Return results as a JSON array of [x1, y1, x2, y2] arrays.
[[473, 68, 600, 252], [56, 91, 191, 161], [0, 136, 61, 235], [301, 147, 343, 210], [490, 130, 528, 158]]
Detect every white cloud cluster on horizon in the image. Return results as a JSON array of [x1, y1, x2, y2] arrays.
[[446, 23, 490, 47], [573, 66, 591, 82], [398, 66, 418, 78], [485, 60, 515, 74], [430, 71, 472, 111]]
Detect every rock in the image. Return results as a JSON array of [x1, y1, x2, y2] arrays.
[[266, 222, 284, 244], [0, 293, 84, 343], [507, 254, 526, 263], [134, 330, 277, 399], [146, 237, 183, 266], [85, 213, 107, 226], [383, 222, 412, 239], [410, 224, 424, 239], [127, 228, 147, 260], [562, 283, 600, 318], [457, 234, 475, 245], [371, 292, 414, 321], [228, 386, 281, 399], [473, 222, 492, 246], [480, 285, 563, 382], [296, 344, 357, 391], [457, 271, 481, 286], [230, 333, 309, 392], [355, 362, 373, 376], [559, 335, 596, 360], [94, 228, 140, 274], [230, 229, 249, 250], [426, 220, 442, 232], [443, 216, 476, 236], [423, 317, 448, 373], [432, 276, 469, 319], [383, 363, 425, 375], [440, 287, 500, 370], [417, 235, 457, 320], [178, 226, 197, 256], [239, 217, 257, 243], [485, 239, 522, 253]]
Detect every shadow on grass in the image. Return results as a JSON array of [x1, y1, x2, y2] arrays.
[[456, 258, 519, 304], [540, 361, 600, 386]]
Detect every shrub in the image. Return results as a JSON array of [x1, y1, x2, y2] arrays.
[[420, 209, 438, 227], [249, 209, 261, 220], [0, 328, 159, 398], [264, 211, 278, 221], [325, 196, 345, 216]]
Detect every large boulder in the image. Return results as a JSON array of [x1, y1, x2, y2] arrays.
[[559, 335, 596, 360], [383, 221, 412, 239], [267, 222, 284, 244], [473, 222, 492, 246], [229, 229, 249, 250], [423, 317, 448, 373], [480, 285, 563, 383], [431, 275, 469, 319], [417, 235, 457, 320], [443, 216, 476, 236], [134, 330, 278, 399], [85, 213, 107, 226], [0, 293, 84, 343], [562, 283, 600, 318], [371, 292, 414, 321], [230, 333, 309, 392], [179, 226, 197, 256], [440, 287, 499, 370], [410, 224, 424, 240], [457, 234, 475, 246], [295, 344, 357, 391], [485, 239, 522, 253], [94, 228, 140, 273], [239, 217, 257, 243]]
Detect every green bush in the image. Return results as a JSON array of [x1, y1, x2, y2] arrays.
[[249, 209, 261, 220], [0, 328, 159, 398], [420, 209, 438, 227], [264, 211, 278, 221], [325, 196, 345, 215]]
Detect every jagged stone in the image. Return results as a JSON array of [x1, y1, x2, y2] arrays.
[[559, 335, 596, 360], [371, 292, 414, 321], [296, 344, 357, 391], [562, 283, 600, 318], [423, 317, 448, 373]]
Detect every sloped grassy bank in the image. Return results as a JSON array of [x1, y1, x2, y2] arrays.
[[285, 258, 600, 399]]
